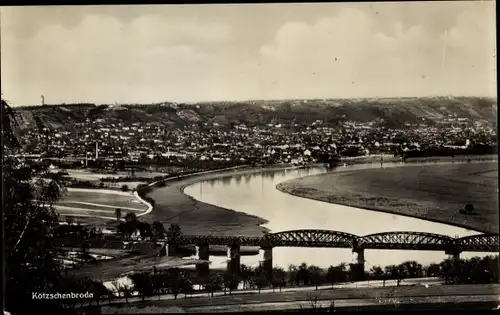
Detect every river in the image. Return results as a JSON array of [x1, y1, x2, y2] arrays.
[[183, 161, 492, 270]]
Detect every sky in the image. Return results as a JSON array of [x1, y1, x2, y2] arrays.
[[0, 2, 497, 105]]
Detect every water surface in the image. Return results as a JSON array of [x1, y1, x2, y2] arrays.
[[184, 162, 491, 269]]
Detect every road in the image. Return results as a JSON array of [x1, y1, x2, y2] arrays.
[[184, 295, 500, 313], [82, 282, 500, 314], [99, 277, 445, 305]]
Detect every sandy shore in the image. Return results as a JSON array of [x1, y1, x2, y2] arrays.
[[146, 164, 320, 237], [277, 158, 498, 234]]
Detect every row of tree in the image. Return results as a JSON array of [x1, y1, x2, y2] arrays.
[[239, 257, 499, 292], [401, 143, 497, 160], [113, 209, 181, 244], [60, 254, 500, 310]]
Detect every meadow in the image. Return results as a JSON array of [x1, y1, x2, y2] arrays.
[[278, 161, 498, 234], [56, 188, 148, 223]]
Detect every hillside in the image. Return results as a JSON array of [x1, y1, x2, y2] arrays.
[[14, 97, 497, 131]]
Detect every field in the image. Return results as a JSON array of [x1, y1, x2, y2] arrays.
[[64, 169, 169, 181], [278, 161, 498, 233], [56, 188, 149, 223], [63, 169, 168, 190]]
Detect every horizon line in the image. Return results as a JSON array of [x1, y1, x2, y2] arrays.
[[7, 94, 498, 107]]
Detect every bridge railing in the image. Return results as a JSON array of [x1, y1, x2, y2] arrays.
[[159, 230, 499, 253]]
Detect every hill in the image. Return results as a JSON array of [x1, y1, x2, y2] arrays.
[[13, 97, 497, 131]]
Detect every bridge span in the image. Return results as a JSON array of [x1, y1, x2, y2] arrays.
[[160, 229, 499, 281]]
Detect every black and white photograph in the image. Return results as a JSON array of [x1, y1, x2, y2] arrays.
[[1, 2, 498, 314]]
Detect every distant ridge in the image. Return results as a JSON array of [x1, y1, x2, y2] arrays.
[[14, 96, 497, 131]]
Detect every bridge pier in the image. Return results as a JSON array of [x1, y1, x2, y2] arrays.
[[351, 248, 365, 281], [226, 244, 241, 277], [195, 244, 210, 278], [158, 243, 179, 257], [445, 249, 462, 262], [259, 247, 273, 282]]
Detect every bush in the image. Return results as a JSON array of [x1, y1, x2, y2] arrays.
[[121, 184, 129, 192]]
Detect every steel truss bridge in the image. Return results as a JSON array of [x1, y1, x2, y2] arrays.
[[170, 229, 499, 253]]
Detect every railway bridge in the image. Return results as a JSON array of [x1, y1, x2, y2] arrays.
[[160, 229, 499, 281]]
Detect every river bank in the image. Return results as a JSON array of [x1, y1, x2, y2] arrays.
[[146, 163, 326, 237], [277, 158, 498, 234]]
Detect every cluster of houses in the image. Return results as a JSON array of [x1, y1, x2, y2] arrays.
[[16, 113, 496, 166]]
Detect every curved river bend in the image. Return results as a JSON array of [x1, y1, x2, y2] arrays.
[[184, 162, 491, 270]]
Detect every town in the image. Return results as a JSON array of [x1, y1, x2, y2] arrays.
[[14, 103, 497, 171]]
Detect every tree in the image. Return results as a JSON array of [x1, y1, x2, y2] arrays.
[[240, 264, 253, 289], [369, 265, 384, 280], [111, 280, 122, 299], [138, 222, 153, 240], [89, 280, 109, 307], [115, 208, 122, 221], [326, 266, 337, 288], [151, 272, 165, 299], [181, 278, 195, 298], [166, 223, 182, 240], [104, 288, 115, 306], [125, 212, 137, 223], [119, 284, 134, 303], [121, 212, 139, 240], [425, 263, 441, 277], [3, 99, 68, 314], [117, 222, 131, 241], [120, 184, 129, 192], [223, 271, 240, 295], [165, 268, 182, 299], [205, 274, 223, 297], [288, 264, 299, 286], [152, 221, 166, 241], [308, 265, 324, 290], [253, 266, 268, 293], [130, 272, 154, 301], [465, 203, 474, 212], [460, 202, 479, 216], [401, 261, 423, 279], [385, 265, 404, 286], [298, 262, 310, 285], [272, 267, 287, 292]]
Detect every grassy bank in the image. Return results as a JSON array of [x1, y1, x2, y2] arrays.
[[277, 158, 498, 234]]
